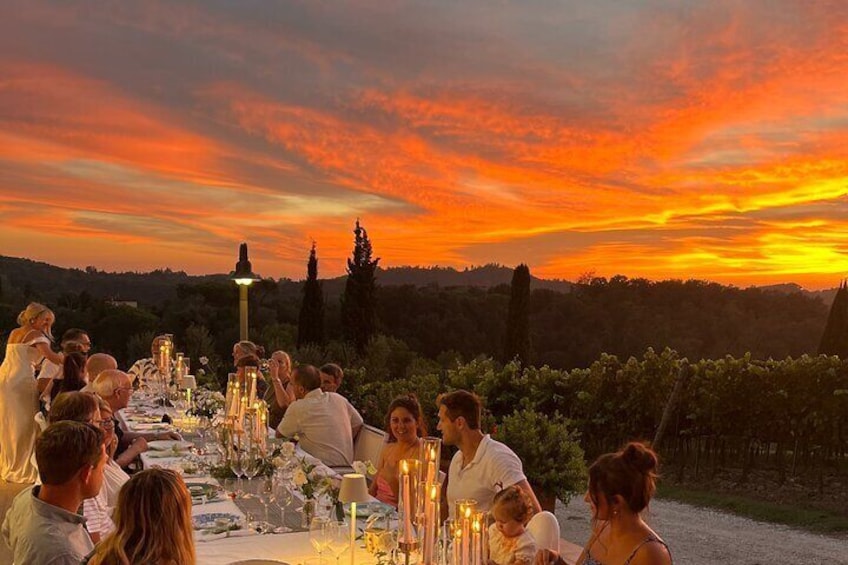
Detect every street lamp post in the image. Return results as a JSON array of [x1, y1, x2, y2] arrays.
[[231, 242, 258, 341]]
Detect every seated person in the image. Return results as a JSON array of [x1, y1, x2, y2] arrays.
[[489, 486, 537, 565], [370, 394, 427, 506], [49, 351, 89, 404], [2, 421, 106, 565], [438, 390, 541, 517], [90, 370, 180, 469], [127, 335, 168, 384], [37, 328, 91, 404], [83, 468, 195, 565], [265, 350, 296, 430], [319, 363, 344, 393], [82, 396, 130, 543], [277, 364, 363, 467]]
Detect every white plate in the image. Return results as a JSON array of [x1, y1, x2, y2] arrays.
[[193, 512, 242, 531], [147, 440, 193, 451]]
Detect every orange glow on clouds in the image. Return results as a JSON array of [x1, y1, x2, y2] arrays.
[[2, 1, 848, 288]]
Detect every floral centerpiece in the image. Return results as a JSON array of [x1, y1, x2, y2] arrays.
[[190, 388, 225, 419]]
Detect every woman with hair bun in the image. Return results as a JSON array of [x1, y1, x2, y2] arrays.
[[0, 302, 64, 482], [538, 442, 671, 565]]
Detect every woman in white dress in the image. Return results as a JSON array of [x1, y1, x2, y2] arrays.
[[0, 302, 64, 482]]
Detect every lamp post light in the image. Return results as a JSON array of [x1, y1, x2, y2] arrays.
[[231, 242, 258, 341]]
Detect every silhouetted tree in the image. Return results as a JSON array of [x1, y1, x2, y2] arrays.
[[818, 280, 848, 356], [341, 220, 380, 354], [297, 243, 325, 348], [503, 264, 531, 364]]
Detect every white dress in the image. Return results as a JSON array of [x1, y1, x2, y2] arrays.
[[0, 336, 47, 483]]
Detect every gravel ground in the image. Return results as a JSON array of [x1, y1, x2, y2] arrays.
[[555, 496, 848, 564]]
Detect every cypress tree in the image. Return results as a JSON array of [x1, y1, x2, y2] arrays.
[[297, 242, 325, 348], [341, 219, 380, 354], [818, 280, 848, 356], [503, 263, 532, 364]]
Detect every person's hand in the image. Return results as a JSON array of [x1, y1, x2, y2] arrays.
[[268, 358, 280, 378], [163, 431, 182, 441], [108, 435, 118, 457], [535, 549, 562, 565], [130, 437, 149, 455]]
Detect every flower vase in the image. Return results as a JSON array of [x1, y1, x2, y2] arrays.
[[335, 500, 345, 521], [301, 498, 316, 528]]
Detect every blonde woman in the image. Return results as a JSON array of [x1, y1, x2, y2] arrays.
[[0, 302, 63, 482], [84, 468, 195, 565]]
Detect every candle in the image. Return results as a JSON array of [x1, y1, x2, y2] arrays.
[[401, 460, 414, 544], [472, 517, 481, 565], [247, 368, 258, 405], [423, 483, 438, 564], [453, 526, 462, 565], [462, 506, 471, 565], [186, 387, 192, 406], [427, 446, 437, 485]]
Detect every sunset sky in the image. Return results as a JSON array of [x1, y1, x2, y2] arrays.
[[2, 1, 848, 289]]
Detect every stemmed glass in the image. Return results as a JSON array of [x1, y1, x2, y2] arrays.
[[271, 471, 293, 533], [310, 517, 331, 564], [327, 520, 349, 565], [242, 445, 262, 499], [228, 444, 246, 498]]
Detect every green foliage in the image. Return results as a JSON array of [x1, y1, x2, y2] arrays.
[[503, 264, 531, 364], [494, 408, 587, 504], [298, 243, 325, 347], [818, 281, 848, 356], [341, 220, 380, 354]]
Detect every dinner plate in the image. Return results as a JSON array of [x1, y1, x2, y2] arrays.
[[148, 440, 193, 451], [186, 482, 222, 502], [193, 512, 242, 531], [344, 501, 394, 517]]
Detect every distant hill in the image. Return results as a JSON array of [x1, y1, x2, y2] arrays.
[[757, 282, 837, 306]]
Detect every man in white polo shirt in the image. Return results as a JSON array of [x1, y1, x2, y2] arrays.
[[278, 364, 363, 467], [438, 390, 541, 517]]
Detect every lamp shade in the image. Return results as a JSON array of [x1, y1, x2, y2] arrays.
[[338, 473, 369, 504], [179, 375, 197, 390], [231, 242, 257, 284]]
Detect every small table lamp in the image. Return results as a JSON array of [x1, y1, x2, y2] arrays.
[[339, 473, 370, 565]]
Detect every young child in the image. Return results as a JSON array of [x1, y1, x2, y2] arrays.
[[488, 486, 537, 565]]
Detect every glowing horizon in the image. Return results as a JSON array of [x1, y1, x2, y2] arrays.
[[2, 1, 848, 291]]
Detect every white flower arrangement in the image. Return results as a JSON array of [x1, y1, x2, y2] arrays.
[[191, 388, 225, 418], [352, 460, 378, 476]]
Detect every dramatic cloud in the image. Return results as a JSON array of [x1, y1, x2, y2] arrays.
[[2, 0, 848, 287]]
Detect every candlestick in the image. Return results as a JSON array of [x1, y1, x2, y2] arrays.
[[454, 500, 476, 565], [422, 482, 439, 564], [247, 367, 258, 405]]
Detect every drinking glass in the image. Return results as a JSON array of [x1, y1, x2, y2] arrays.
[[327, 520, 349, 565], [310, 517, 331, 564], [242, 446, 262, 498], [272, 471, 293, 533], [229, 445, 245, 498]]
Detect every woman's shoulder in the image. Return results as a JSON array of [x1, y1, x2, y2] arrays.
[[626, 534, 671, 565]]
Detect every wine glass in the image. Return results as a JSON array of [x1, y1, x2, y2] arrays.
[[271, 471, 294, 533], [242, 446, 262, 498], [327, 520, 349, 565], [228, 445, 245, 498], [310, 517, 331, 564]]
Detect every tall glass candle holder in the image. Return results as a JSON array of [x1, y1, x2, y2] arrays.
[[398, 459, 422, 558], [420, 437, 442, 487], [454, 500, 477, 565], [471, 511, 487, 565], [422, 482, 440, 565]]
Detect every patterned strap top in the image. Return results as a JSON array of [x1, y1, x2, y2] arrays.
[[584, 534, 671, 565]]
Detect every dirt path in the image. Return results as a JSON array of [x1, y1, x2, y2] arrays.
[[555, 496, 848, 564]]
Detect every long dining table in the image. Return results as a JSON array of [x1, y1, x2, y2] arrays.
[[118, 397, 381, 565]]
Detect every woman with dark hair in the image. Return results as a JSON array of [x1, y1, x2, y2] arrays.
[[50, 350, 88, 403], [369, 394, 428, 506], [537, 442, 671, 565]]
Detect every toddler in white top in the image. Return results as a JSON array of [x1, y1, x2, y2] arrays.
[[488, 485, 537, 565]]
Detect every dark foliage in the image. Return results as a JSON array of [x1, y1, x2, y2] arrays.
[[297, 243, 325, 347], [503, 264, 531, 364], [340, 221, 380, 354]]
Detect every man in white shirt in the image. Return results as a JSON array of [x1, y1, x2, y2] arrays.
[[438, 390, 541, 517], [277, 364, 363, 467]]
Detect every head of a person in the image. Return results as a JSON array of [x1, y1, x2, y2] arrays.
[[61, 351, 89, 389], [94, 395, 117, 447], [61, 328, 91, 354], [436, 390, 481, 446], [85, 353, 118, 382], [271, 350, 291, 372], [149, 335, 169, 358], [36, 421, 106, 499], [385, 394, 427, 443], [292, 364, 321, 398], [492, 485, 533, 537], [233, 340, 259, 365], [89, 468, 195, 565], [92, 369, 133, 410], [586, 442, 659, 521], [48, 391, 100, 425], [319, 363, 343, 393], [17, 302, 55, 340]]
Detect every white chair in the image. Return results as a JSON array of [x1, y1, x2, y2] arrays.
[[527, 510, 560, 552], [332, 424, 388, 475]]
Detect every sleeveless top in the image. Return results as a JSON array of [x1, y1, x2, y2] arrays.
[[373, 474, 398, 506], [584, 534, 671, 565]]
